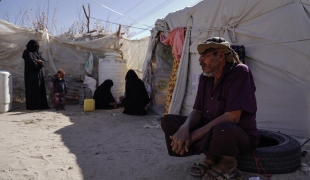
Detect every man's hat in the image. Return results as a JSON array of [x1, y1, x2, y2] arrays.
[[197, 37, 241, 63], [197, 37, 231, 54]]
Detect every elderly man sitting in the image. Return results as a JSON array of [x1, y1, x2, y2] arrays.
[[161, 37, 260, 180]]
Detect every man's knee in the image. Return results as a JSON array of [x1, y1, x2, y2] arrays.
[[161, 114, 174, 132], [161, 114, 187, 134], [212, 122, 238, 140]]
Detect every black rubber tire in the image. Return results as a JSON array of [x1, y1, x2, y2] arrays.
[[237, 129, 301, 174]]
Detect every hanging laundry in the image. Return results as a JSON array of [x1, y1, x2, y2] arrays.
[[84, 52, 94, 75], [161, 27, 185, 61]]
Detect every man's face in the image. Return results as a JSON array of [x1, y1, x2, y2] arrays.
[[199, 52, 220, 77]]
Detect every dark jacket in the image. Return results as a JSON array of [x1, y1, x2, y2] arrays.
[[121, 70, 150, 115], [51, 75, 67, 93], [93, 79, 116, 109]]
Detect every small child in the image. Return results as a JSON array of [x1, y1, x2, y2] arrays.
[[51, 70, 67, 111]]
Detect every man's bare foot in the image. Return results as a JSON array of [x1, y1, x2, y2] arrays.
[[203, 156, 237, 180]]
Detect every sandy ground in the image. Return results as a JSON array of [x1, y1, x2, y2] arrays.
[[0, 104, 310, 180]]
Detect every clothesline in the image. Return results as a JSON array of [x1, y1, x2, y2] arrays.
[[91, 0, 152, 28]]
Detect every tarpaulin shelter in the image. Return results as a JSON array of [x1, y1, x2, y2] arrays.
[[0, 20, 148, 101], [142, 0, 310, 144], [122, 37, 150, 78]]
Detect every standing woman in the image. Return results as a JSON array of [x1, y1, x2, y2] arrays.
[[121, 70, 150, 115], [22, 39, 49, 110]]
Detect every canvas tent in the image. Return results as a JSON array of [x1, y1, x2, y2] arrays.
[[0, 19, 149, 102], [142, 0, 310, 143]]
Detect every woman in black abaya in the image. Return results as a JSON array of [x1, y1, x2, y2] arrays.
[[22, 39, 49, 110], [93, 79, 117, 109], [121, 70, 149, 115]]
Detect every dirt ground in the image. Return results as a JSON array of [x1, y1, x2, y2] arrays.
[[0, 103, 309, 180]]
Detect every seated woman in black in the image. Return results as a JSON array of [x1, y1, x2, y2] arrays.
[[93, 79, 117, 109], [121, 70, 150, 115]]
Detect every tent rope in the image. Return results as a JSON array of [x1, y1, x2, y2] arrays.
[[189, 36, 310, 62], [189, 36, 310, 48], [186, 1, 297, 42], [246, 55, 310, 83], [188, 1, 293, 32]]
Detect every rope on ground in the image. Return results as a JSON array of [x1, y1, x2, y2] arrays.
[[253, 151, 272, 180], [301, 138, 310, 148]]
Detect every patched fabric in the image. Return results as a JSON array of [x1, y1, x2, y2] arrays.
[[163, 58, 180, 116]]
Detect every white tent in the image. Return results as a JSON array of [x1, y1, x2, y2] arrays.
[[143, 0, 310, 140]]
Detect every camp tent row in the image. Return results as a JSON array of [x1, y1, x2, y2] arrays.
[[142, 0, 310, 146], [0, 19, 148, 100]]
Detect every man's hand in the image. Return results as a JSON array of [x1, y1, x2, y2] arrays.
[[190, 110, 243, 142], [170, 126, 191, 155]]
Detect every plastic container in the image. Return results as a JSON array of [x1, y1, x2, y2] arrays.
[[103, 52, 122, 58], [84, 99, 95, 112], [249, 177, 260, 180], [0, 71, 13, 113], [98, 53, 127, 97], [78, 87, 92, 105]]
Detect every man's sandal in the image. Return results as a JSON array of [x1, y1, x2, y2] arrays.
[[188, 158, 216, 177], [230, 168, 244, 180], [202, 165, 244, 180]]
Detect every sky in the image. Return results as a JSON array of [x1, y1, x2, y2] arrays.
[[0, 0, 202, 39]]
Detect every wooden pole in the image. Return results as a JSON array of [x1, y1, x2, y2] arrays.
[[117, 24, 121, 36], [82, 4, 90, 33]]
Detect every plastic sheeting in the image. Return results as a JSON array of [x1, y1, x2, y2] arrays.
[[156, 0, 310, 139], [98, 56, 127, 97], [83, 75, 97, 97], [0, 20, 121, 101], [122, 37, 150, 78], [141, 34, 156, 84], [84, 52, 94, 76], [151, 42, 174, 115]]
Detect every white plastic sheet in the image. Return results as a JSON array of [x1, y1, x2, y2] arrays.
[[0, 20, 121, 100], [122, 37, 150, 77]]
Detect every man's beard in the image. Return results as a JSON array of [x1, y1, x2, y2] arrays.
[[201, 57, 218, 77], [202, 72, 215, 77]]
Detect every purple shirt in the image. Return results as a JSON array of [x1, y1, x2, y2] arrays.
[[193, 62, 259, 146]]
